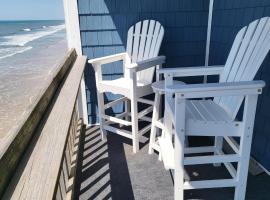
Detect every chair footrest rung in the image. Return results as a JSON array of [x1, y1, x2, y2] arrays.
[[102, 114, 131, 126], [183, 179, 238, 190], [104, 97, 128, 109], [138, 98, 154, 105], [103, 125, 132, 139], [151, 145, 217, 155], [140, 116, 152, 122], [138, 106, 153, 118], [184, 146, 216, 154], [158, 141, 239, 169], [139, 124, 151, 136], [184, 154, 240, 165]]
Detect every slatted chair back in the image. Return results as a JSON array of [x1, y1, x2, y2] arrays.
[[214, 17, 270, 119], [126, 20, 164, 84]]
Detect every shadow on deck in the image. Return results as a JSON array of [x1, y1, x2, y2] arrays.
[[74, 126, 270, 200]]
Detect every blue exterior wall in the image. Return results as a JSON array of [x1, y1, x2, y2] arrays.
[[209, 0, 270, 172], [77, 0, 210, 124]]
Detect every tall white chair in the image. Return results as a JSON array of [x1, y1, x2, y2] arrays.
[[157, 17, 268, 200], [89, 20, 165, 153]]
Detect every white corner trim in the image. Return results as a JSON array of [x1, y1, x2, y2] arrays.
[[63, 0, 89, 125], [63, 0, 82, 55]]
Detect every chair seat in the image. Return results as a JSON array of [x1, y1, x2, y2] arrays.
[[186, 100, 233, 123], [99, 78, 153, 97], [166, 99, 240, 136]]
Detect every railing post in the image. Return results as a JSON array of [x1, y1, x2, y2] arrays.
[[78, 75, 89, 125]]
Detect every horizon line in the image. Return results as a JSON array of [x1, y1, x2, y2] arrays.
[[0, 19, 65, 21]]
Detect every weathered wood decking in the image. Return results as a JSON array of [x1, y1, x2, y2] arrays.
[[74, 126, 270, 200], [1, 50, 87, 199], [0, 49, 78, 197]]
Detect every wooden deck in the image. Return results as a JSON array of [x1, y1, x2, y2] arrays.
[[74, 126, 270, 200]]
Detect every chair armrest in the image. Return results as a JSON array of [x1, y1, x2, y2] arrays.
[[88, 52, 127, 67], [158, 65, 224, 77], [126, 56, 166, 72], [166, 80, 265, 98]]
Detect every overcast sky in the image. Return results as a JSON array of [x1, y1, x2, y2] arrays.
[[0, 0, 65, 20]]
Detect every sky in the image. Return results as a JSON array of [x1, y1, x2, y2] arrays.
[[0, 0, 65, 20]]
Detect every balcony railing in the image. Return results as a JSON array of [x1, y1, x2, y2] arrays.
[[0, 49, 86, 199]]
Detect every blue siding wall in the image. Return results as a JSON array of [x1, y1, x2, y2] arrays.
[[78, 0, 270, 172], [209, 0, 270, 172], [77, 0, 210, 124]]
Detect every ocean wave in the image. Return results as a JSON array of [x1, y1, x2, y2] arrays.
[[1, 24, 65, 47], [0, 46, 33, 60]]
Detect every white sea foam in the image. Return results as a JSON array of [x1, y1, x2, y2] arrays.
[[0, 46, 33, 60], [1, 24, 65, 47], [23, 28, 31, 32]]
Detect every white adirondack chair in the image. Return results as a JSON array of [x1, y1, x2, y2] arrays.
[[89, 20, 165, 153], [157, 17, 268, 200]]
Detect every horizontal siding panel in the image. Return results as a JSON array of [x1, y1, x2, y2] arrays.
[[78, 0, 90, 14], [97, 31, 113, 45], [89, 0, 109, 14]]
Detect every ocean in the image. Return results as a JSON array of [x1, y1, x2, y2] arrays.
[[0, 20, 67, 140]]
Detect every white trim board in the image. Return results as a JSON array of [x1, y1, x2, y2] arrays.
[[63, 0, 88, 125]]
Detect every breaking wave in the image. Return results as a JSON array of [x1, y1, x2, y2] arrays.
[[0, 24, 65, 60], [1, 24, 65, 47], [0, 46, 33, 60]]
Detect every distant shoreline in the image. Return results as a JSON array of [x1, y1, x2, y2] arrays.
[[0, 19, 65, 22]]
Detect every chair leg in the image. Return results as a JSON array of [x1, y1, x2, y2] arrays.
[[149, 93, 161, 154], [131, 97, 139, 153], [234, 95, 258, 200], [159, 98, 173, 161], [214, 136, 223, 167], [174, 97, 186, 200], [119, 99, 129, 128], [125, 99, 130, 121], [96, 91, 107, 140], [234, 134, 252, 200]]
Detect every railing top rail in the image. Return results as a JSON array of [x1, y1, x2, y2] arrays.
[[0, 49, 77, 158]]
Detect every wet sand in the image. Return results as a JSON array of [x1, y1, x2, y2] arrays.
[[0, 39, 67, 144]]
